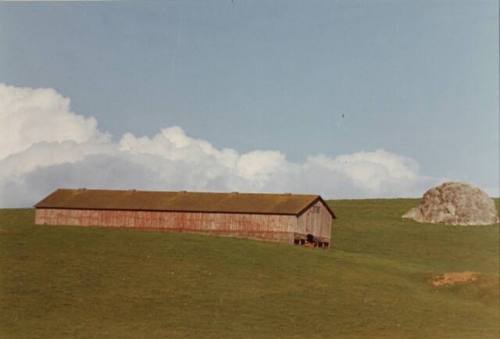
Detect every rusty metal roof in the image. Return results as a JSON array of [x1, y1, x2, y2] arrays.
[[34, 188, 335, 217]]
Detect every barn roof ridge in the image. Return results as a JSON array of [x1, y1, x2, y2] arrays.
[[34, 188, 335, 217]]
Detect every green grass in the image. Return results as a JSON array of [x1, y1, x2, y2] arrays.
[[1, 200, 498, 338]]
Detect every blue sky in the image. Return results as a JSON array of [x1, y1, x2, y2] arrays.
[[0, 1, 498, 205]]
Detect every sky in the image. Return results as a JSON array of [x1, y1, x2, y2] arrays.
[[0, 0, 498, 207]]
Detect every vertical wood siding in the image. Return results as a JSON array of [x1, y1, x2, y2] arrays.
[[35, 208, 299, 243], [35, 203, 332, 245], [297, 201, 332, 241]]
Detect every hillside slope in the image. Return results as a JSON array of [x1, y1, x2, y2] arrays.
[[1, 199, 498, 338]]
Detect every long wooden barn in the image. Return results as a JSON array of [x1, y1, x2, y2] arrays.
[[34, 189, 335, 247]]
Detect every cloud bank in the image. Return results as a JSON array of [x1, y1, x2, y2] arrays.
[[0, 83, 437, 207]]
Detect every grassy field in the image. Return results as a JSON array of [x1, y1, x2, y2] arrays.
[[1, 199, 499, 338]]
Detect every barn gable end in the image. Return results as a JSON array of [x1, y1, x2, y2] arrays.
[[297, 200, 333, 243]]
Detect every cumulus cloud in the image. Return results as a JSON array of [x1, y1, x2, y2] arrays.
[[0, 83, 108, 160], [0, 83, 438, 207]]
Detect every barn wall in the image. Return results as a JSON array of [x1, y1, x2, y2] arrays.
[[297, 201, 332, 242], [35, 208, 299, 243]]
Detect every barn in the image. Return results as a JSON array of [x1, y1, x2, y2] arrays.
[[34, 189, 335, 247]]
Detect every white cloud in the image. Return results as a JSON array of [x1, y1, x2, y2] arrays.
[[0, 84, 108, 160], [304, 150, 421, 194], [0, 83, 442, 207], [237, 151, 286, 181]]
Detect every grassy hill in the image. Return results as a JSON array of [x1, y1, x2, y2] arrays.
[[1, 199, 498, 338]]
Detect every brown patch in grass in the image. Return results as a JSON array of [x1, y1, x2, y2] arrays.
[[431, 272, 479, 287]]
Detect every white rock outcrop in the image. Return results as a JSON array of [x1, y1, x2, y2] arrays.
[[403, 182, 499, 225]]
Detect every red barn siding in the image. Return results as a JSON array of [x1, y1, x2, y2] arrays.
[[35, 208, 299, 244], [35, 198, 333, 246]]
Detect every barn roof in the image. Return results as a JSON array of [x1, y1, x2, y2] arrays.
[[34, 189, 335, 217]]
